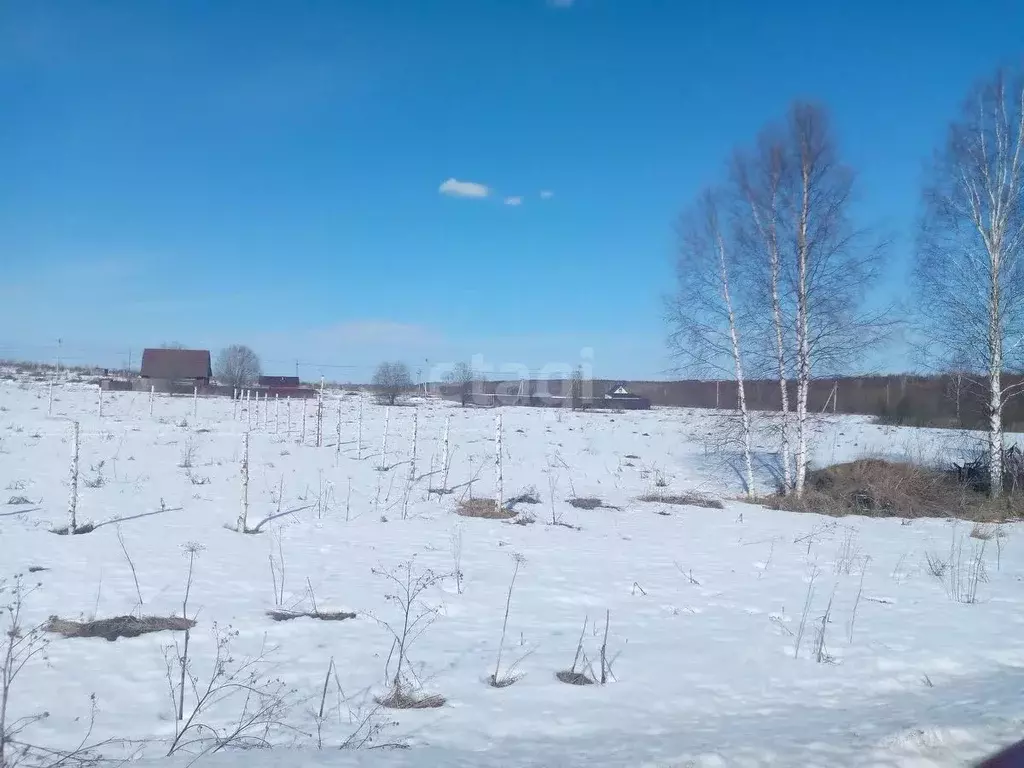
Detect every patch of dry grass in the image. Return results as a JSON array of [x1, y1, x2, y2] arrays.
[[555, 670, 594, 685], [637, 492, 724, 509], [266, 609, 356, 622], [376, 686, 446, 709], [567, 497, 605, 510], [456, 498, 516, 520], [757, 459, 1024, 522], [46, 615, 195, 641]]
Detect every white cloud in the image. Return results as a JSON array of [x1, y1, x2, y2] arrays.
[[504, 196, 523, 206], [539, 190, 554, 199], [438, 178, 490, 199]]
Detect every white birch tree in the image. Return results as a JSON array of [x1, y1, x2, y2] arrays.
[[735, 134, 793, 493], [775, 103, 886, 496], [915, 68, 1024, 497], [668, 188, 756, 497]]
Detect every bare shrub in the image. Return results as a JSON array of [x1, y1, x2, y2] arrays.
[[926, 532, 989, 603], [6, 497, 31, 506], [370, 561, 448, 709], [833, 527, 864, 575], [82, 461, 106, 489], [490, 553, 526, 688], [178, 438, 197, 469], [164, 624, 295, 755]]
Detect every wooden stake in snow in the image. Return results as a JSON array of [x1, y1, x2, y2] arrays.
[[233, 389, 239, 421], [67, 420, 80, 534], [275, 393, 280, 434], [301, 397, 308, 445], [97, 386, 103, 419], [193, 385, 198, 418], [379, 406, 390, 469], [237, 431, 250, 532], [254, 390, 260, 430], [286, 396, 292, 437], [263, 392, 269, 429], [494, 411, 503, 516], [47, 381, 53, 416], [441, 413, 452, 491], [149, 385, 155, 417]]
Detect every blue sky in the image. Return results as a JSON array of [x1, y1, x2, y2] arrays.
[[1, 0, 1022, 381]]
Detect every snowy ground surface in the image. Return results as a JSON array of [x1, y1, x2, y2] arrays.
[[1, 376, 1022, 768]]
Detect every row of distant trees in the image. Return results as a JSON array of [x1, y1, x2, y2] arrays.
[[668, 65, 1024, 499]]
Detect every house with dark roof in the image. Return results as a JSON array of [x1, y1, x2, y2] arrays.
[[140, 348, 212, 386], [603, 382, 651, 409]]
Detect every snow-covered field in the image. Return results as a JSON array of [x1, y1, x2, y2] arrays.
[[1, 376, 1022, 768]]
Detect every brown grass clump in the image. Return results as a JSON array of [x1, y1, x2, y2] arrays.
[[266, 609, 356, 622], [567, 497, 604, 510], [46, 615, 195, 642], [555, 670, 594, 686], [758, 459, 1024, 522], [376, 686, 446, 709], [456, 498, 516, 520], [637, 492, 724, 509]]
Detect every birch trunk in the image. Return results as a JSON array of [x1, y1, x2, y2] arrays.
[[495, 411, 503, 515], [768, 230, 792, 493], [441, 413, 452, 491], [237, 431, 250, 532], [380, 406, 390, 469], [67, 421, 80, 534], [714, 230, 756, 498], [989, 264, 1004, 496], [793, 157, 812, 498]]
